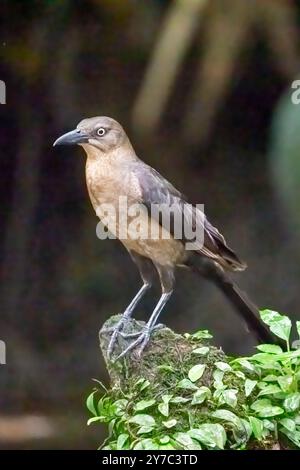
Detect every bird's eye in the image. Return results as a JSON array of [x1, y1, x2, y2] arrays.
[[97, 127, 106, 137]]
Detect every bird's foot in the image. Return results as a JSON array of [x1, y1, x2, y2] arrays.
[[104, 315, 132, 360], [115, 325, 156, 361], [119, 323, 164, 339]]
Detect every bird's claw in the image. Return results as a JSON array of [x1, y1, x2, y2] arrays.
[[115, 327, 152, 361], [106, 317, 128, 360], [119, 323, 164, 340], [104, 316, 164, 361]]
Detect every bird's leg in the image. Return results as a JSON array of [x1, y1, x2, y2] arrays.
[[116, 264, 175, 360], [106, 282, 151, 359], [104, 252, 155, 359], [116, 291, 173, 360]]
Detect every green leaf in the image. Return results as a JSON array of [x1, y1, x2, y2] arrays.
[[162, 419, 177, 428], [249, 416, 264, 440], [87, 416, 104, 425], [257, 381, 268, 389], [213, 369, 224, 389], [158, 402, 169, 417], [234, 370, 246, 379], [296, 321, 300, 339], [132, 442, 143, 450], [256, 344, 283, 354], [240, 419, 253, 441], [158, 443, 176, 450], [262, 419, 275, 431], [260, 309, 291, 342], [188, 424, 227, 449], [157, 365, 175, 372], [177, 378, 199, 390], [250, 399, 284, 417], [213, 387, 227, 400], [192, 346, 210, 355], [211, 409, 243, 429], [279, 418, 296, 432], [129, 414, 155, 427], [173, 432, 202, 450], [277, 375, 293, 392], [262, 374, 279, 382], [219, 389, 238, 408], [137, 426, 154, 435], [250, 353, 282, 364], [86, 391, 97, 416], [250, 398, 271, 410], [245, 379, 257, 397], [259, 407, 284, 418], [215, 361, 232, 372], [233, 358, 257, 373], [96, 396, 107, 416], [159, 436, 170, 444], [188, 364, 206, 382], [283, 393, 300, 412], [288, 349, 300, 358], [140, 380, 151, 391], [191, 387, 211, 405], [116, 433, 129, 450], [191, 329, 213, 339], [134, 399, 156, 412], [134, 377, 146, 387], [162, 394, 172, 403], [294, 414, 300, 425], [170, 396, 190, 404], [134, 377, 150, 392], [108, 418, 116, 437], [258, 384, 281, 397], [114, 399, 128, 416], [252, 360, 281, 371], [134, 438, 159, 450], [280, 429, 300, 448], [134, 378, 151, 391]]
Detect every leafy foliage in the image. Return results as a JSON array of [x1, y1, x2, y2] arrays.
[[87, 309, 300, 450]]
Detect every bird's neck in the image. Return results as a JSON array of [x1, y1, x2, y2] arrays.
[[81, 139, 138, 165]]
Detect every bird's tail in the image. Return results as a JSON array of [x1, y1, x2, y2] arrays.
[[192, 260, 280, 345]]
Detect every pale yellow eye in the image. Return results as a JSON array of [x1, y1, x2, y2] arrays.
[[97, 127, 106, 137]]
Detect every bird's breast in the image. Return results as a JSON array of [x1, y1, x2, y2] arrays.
[[85, 160, 186, 266]]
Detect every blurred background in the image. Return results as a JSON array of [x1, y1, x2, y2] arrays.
[[1, 0, 300, 449]]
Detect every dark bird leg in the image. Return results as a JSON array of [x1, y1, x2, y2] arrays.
[[116, 264, 174, 360], [106, 253, 155, 359]]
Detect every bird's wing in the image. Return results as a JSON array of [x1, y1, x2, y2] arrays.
[[131, 162, 246, 271]]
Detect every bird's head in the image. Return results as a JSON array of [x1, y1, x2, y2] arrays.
[[53, 116, 128, 153]]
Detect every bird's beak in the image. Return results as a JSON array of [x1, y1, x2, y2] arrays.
[[53, 129, 89, 147]]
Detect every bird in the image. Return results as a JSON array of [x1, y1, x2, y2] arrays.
[[53, 116, 275, 360]]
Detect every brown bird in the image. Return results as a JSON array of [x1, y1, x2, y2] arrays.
[[54, 116, 274, 359]]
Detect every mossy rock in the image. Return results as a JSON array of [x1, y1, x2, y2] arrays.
[[100, 314, 225, 388], [96, 315, 283, 450]]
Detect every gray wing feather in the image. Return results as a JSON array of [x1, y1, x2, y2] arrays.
[[132, 161, 246, 271]]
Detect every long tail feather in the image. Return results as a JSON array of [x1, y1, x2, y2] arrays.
[[192, 261, 282, 346]]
